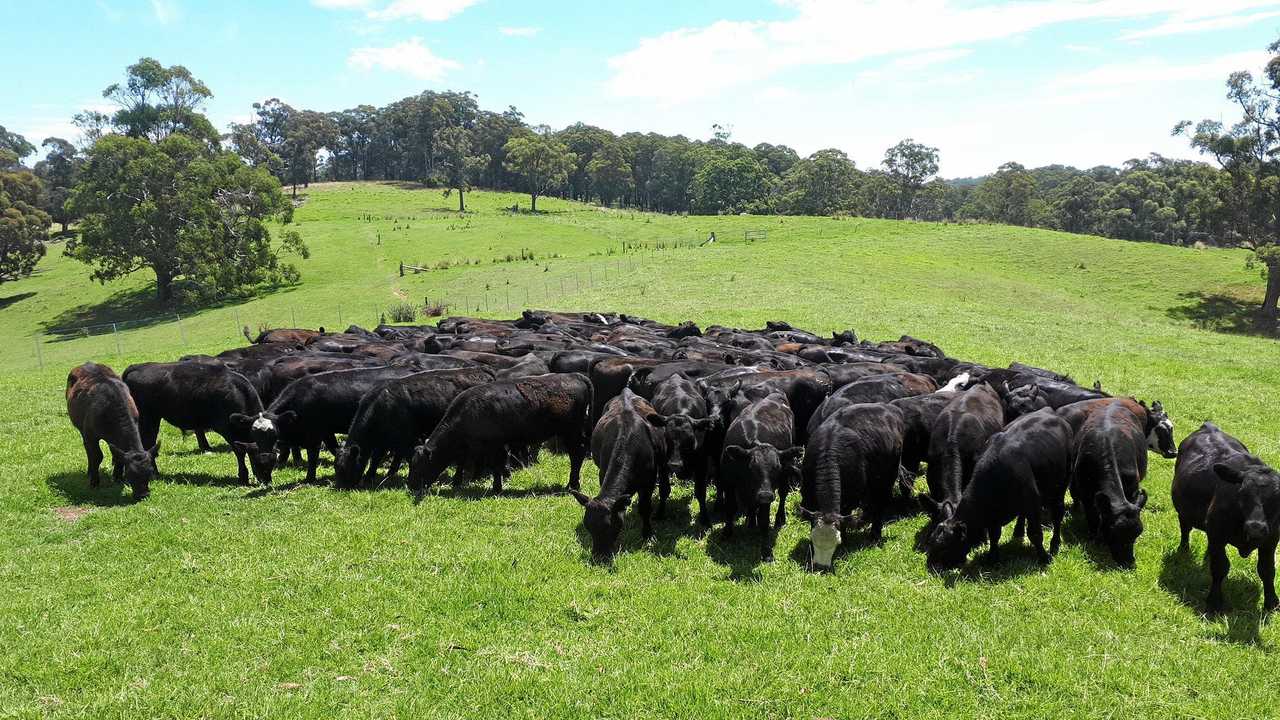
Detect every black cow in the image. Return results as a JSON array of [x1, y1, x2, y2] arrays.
[[798, 403, 906, 571], [923, 408, 1073, 570], [922, 383, 1005, 522], [67, 363, 156, 500], [650, 373, 719, 526], [334, 367, 495, 488], [806, 372, 936, 436], [720, 391, 803, 562], [1172, 423, 1280, 612], [408, 373, 593, 496], [889, 391, 957, 478], [701, 368, 833, 440], [495, 353, 551, 379], [1072, 402, 1150, 566], [124, 361, 278, 484], [1057, 397, 1177, 459], [570, 389, 668, 560]]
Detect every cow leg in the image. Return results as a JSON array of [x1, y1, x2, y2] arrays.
[[655, 472, 670, 520], [694, 464, 711, 527], [1049, 496, 1065, 556], [83, 437, 103, 488], [196, 431, 212, 453], [1012, 516, 1026, 543], [382, 454, 404, 485], [985, 525, 1002, 564], [491, 466, 507, 495], [362, 448, 388, 487], [111, 446, 124, 484], [759, 505, 775, 562], [722, 489, 736, 537], [638, 488, 654, 540], [138, 414, 161, 472], [291, 446, 304, 466], [305, 445, 320, 484], [233, 446, 251, 484], [775, 483, 789, 529], [1178, 516, 1193, 553], [1027, 509, 1049, 565], [1207, 539, 1229, 612], [1259, 540, 1278, 612], [567, 443, 585, 492]]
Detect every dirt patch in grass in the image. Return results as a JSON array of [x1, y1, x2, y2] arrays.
[[53, 506, 91, 523]]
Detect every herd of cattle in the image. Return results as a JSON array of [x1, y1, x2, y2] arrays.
[[65, 309, 1280, 612]]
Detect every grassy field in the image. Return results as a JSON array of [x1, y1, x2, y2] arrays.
[[2, 182, 1278, 718]]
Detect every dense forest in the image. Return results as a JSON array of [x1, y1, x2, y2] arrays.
[[2, 36, 1278, 311]]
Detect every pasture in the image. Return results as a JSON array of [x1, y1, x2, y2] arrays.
[[2, 182, 1278, 718]]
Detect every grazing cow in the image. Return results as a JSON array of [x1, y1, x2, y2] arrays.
[[1072, 403, 1150, 566], [922, 383, 1005, 521], [798, 403, 906, 571], [650, 373, 719, 525], [570, 389, 669, 560], [334, 367, 495, 488], [495, 353, 551, 379], [923, 408, 1073, 571], [66, 363, 156, 500], [889, 391, 957, 478], [1172, 423, 1280, 612], [720, 391, 803, 562], [124, 361, 278, 484], [589, 357, 667, 423], [806, 372, 936, 435], [1057, 397, 1177, 459], [255, 366, 421, 483], [246, 327, 323, 345], [408, 373, 593, 496], [701, 368, 833, 440]]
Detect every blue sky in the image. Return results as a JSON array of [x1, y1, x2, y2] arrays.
[[4, 0, 1280, 176]]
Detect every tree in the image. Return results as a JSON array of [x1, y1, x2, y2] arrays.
[[434, 126, 487, 212], [282, 109, 337, 196], [33, 137, 82, 232], [690, 153, 773, 214], [503, 133, 575, 211], [0, 137, 49, 283], [779, 149, 859, 215], [965, 162, 1037, 226], [102, 57, 217, 145], [882, 139, 940, 219], [587, 141, 633, 207], [1177, 35, 1280, 316]]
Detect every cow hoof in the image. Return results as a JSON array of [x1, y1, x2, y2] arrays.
[[762, 554, 775, 563], [1264, 597, 1278, 614], [1036, 551, 1052, 566]]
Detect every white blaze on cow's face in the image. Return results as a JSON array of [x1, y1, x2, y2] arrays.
[[810, 520, 842, 570], [252, 414, 276, 433]]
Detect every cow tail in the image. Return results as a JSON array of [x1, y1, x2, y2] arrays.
[[583, 373, 597, 440], [947, 430, 964, 499]]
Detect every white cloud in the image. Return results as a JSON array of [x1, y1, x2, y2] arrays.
[[347, 37, 461, 80], [891, 48, 972, 69], [151, 0, 178, 24], [499, 26, 540, 37], [312, 0, 370, 7], [1064, 43, 1101, 52], [368, 0, 480, 21], [605, 0, 1280, 103], [1121, 9, 1280, 40], [1049, 50, 1269, 94], [96, 0, 122, 22]]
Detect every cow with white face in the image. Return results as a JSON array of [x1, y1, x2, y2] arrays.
[[798, 402, 906, 572]]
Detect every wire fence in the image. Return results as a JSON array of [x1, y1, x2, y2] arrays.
[[12, 246, 696, 373]]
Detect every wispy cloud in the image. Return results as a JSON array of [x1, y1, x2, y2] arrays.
[[604, 0, 1280, 104], [891, 48, 971, 69], [96, 0, 123, 22], [347, 37, 461, 80], [499, 26, 540, 37], [151, 0, 179, 24], [314, 0, 480, 21], [1044, 49, 1270, 105], [1121, 9, 1280, 40], [1064, 43, 1101, 53]]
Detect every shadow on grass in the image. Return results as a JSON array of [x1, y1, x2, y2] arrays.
[[785, 527, 886, 575], [1060, 508, 1133, 572], [45, 471, 140, 507], [1165, 291, 1280, 339], [939, 542, 1049, 586], [161, 470, 252, 489], [0, 291, 36, 310], [1158, 545, 1269, 647], [571, 494, 699, 565]]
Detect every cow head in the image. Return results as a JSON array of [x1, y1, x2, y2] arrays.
[[571, 489, 630, 561], [796, 506, 855, 571], [723, 444, 803, 508], [334, 442, 361, 487], [662, 415, 719, 479], [1095, 491, 1145, 567], [1143, 400, 1177, 459], [230, 411, 294, 450], [108, 441, 158, 500], [923, 516, 973, 572], [231, 441, 278, 485], [701, 380, 743, 421], [1214, 460, 1280, 552], [918, 494, 957, 524], [1000, 382, 1048, 421]]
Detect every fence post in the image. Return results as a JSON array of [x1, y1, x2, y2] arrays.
[[234, 309, 242, 340], [112, 322, 122, 356], [338, 306, 344, 329], [506, 287, 510, 311], [177, 313, 187, 345], [290, 307, 297, 327], [34, 334, 43, 370]]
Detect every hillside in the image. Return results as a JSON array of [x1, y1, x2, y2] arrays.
[[1, 182, 1278, 718]]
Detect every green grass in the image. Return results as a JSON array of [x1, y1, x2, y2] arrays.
[[2, 182, 1279, 718]]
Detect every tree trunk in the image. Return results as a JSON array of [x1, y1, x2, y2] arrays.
[[1263, 260, 1280, 318], [155, 270, 173, 302], [531, 193, 538, 212], [292, 182, 297, 199], [458, 187, 465, 213]]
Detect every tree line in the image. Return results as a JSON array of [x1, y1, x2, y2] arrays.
[[2, 36, 1278, 314]]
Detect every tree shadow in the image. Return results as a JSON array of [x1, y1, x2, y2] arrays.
[[45, 471, 140, 507], [1158, 545, 1268, 647], [0, 291, 36, 310], [1166, 291, 1279, 339], [161, 470, 254, 489]]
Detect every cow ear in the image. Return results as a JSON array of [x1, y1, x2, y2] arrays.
[[724, 444, 749, 462], [569, 489, 590, 506], [229, 413, 250, 428], [610, 495, 632, 513], [646, 413, 668, 428], [796, 506, 816, 521], [781, 446, 804, 465], [1135, 488, 1149, 509], [1213, 462, 1246, 485], [232, 441, 252, 453], [838, 512, 859, 530], [106, 441, 124, 456]]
